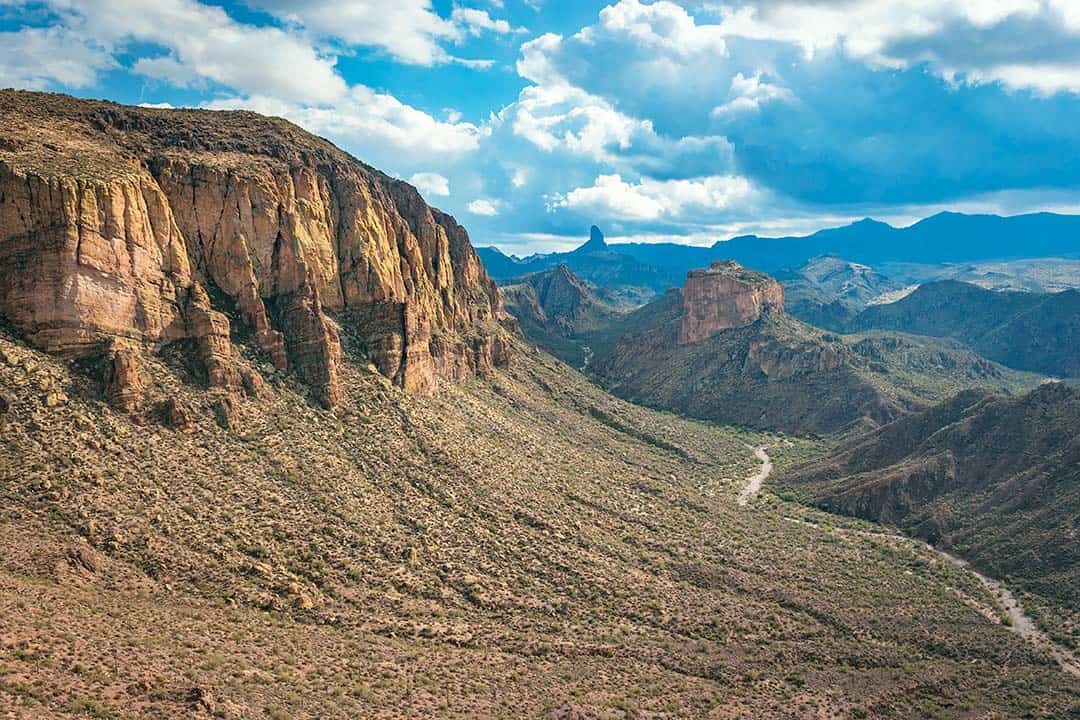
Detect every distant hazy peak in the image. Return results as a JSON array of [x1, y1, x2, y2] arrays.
[[576, 225, 608, 253]]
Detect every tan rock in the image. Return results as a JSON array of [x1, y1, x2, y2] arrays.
[[104, 340, 144, 412], [0, 90, 508, 408], [161, 397, 193, 431]]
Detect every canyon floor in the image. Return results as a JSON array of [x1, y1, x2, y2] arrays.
[[1, 330, 1078, 719]]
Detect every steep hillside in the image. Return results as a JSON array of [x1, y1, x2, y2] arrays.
[[847, 281, 1079, 377], [500, 264, 623, 366], [777, 256, 901, 329], [588, 263, 1039, 435], [778, 383, 1080, 649], [3, 327, 1079, 718], [0, 90, 507, 408]]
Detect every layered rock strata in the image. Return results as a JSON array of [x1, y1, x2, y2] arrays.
[[0, 91, 507, 408]]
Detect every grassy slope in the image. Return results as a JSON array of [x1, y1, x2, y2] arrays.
[[774, 384, 1080, 652], [0, 331, 1077, 718]]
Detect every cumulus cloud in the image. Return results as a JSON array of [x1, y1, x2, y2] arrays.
[[506, 32, 736, 176], [202, 86, 486, 160], [0, 26, 113, 89], [467, 199, 501, 216], [60, 0, 347, 103], [548, 173, 759, 222], [244, 0, 511, 66], [451, 7, 522, 37], [715, 0, 1080, 93], [712, 72, 794, 115], [584, 0, 728, 56], [409, 172, 451, 197]]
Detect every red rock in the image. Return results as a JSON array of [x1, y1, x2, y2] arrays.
[[678, 260, 785, 345]]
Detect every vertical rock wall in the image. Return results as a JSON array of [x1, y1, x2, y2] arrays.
[[0, 91, 508, 408], [678, 261, 785, 345]]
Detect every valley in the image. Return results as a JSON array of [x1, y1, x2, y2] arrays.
[[1, 90, 1078, 719]]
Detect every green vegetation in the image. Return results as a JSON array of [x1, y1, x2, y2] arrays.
[[0, 328, 1077, 717], [776, 383, 1080, 651]]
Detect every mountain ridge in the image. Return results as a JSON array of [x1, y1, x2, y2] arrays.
[[845, 280, 1080, 377], [778, 382, 1080, 649], [478, 212, 1080, 297]]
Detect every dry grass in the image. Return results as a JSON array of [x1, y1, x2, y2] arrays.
[[0, 331, 1077, 718]]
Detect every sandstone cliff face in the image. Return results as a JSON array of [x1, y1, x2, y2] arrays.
[[0, 91, 507, 408], [678, 261, 784, 345]]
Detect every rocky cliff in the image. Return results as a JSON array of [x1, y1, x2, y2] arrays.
[[0, 91, 507, 408], [678, 261, 784, 344]]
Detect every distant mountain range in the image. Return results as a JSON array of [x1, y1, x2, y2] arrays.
[[776, 256, 902, 329], [478, 213, 1080, 298]]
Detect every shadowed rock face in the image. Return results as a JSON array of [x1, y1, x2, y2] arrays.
[[678, 261, 785, 345], [0, 90, 507, 407]]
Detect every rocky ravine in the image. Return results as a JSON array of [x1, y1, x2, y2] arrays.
[[0, 90, 508, 410]]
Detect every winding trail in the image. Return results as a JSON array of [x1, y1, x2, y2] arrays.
[[778, 516, 1080, 678], [937, 548, 1080, 677], [735, 444, 1080, 678], [737, 446, 772, 506]]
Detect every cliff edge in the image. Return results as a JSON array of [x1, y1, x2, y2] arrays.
[[0, 90, 508, 408]]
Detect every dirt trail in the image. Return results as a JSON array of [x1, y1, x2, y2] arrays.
[[741, 445, 1079, 678], [936, 549, 1080, 677], [737, 446, 771, 506], [780, 516, 1080, 678]]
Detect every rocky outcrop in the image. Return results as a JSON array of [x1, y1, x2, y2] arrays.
[[104, 340, 145, 412], [678, 261, 784, 345], [0, 90, 507, 407]]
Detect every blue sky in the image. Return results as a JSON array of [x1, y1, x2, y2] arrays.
[[3, 1, 1080, 254]]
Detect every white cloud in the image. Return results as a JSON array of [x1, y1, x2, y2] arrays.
[[17, 0, 347, 103], [245, 0, 458, 65], [202, 86, 486, 158], [509, 81, 650, 159], [468, 198, 501, 216], [451, 7, 520, 36], [715, 0, 1080, 93], [964, 63, 1080, 98], [548, 173, 758, 221], [507, 32, 734, 173], [712, 72, 794, 115], [409, 172, 450, 197], [584, 0, 728, 56], [244, 0, 512, 67], [0, 26, 113, 89]]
